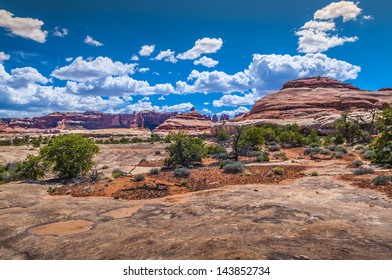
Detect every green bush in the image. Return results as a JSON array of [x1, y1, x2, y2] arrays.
[[256, 153, 270, 162], [134, 174, 145, 182], [271, 167, 285, 175], [354, 145, 365, 151], [362, 150, 375, 160], [268, 145, 281, 152], [310, 171, 319, 176], [205, 144, 226, 156], [273, 152, 286, 159], [335, 145, 348, 153], [278, 131, 304, 147], [223, 162, 245, 174], [149, 168, 160, 175], [353, 167, 374, 175], [40, 134, 99, 179], [164, 132, 205, 167], [331, 152, 343, 159], [112, 168, 124, 178], [352, 159, 363, 167], [155, 150, 161, 155], [174, 167, 191, 178], [180, 179, 189, 187], [246, 150, 263, 157], [373, 176, 392, 186], [18, 155, 46, 180]]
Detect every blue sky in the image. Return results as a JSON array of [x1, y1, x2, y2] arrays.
[[0, 0, 391, 118]]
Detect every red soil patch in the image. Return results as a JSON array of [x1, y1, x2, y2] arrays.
[[339, 174, 392, 197], [52, 165, 307, 200]]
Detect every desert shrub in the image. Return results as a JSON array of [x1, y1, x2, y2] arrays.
[[180, 179, 189, 187], [319, 149, 331, 155], [310, 171, 319, 176], [327, 145, 337, 151], [306, 130, 320, 145], [268, 141, 278, 146], [174, 167, 190, 178], [335, 145, 348, 153], [134, 174, 145, 182], [353, 167, 375, 175], [219, 159, 235, 168], [308, 142, 320, 148], [278, 131, 304, 147], [370, 105, 392, 164], [246, 151, 263, 157], [362, 150, 375, 160], [354, 145, 365, 151], [271, 167, 285, 175], [112, 168, 124, 178], [149, 168, 160, 175], [331, 152, 343, 159], [373, 176, 392, 186], [223, 162, 245, 174], [40, 134, 99, 179], [352, 159, 363, 167], [273, 152, 286, 159], [155, 150, 161, 155], [205, 144, 226, 156], [164, 132, 205, 167], [333, 134, 345, 145], [304, 147, 322, 155], [268, 145, 281, 152], [256, 153, 270, 163], [18, 155, 46, 180]]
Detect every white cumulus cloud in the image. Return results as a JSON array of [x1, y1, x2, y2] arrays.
[[0, 9, 47, 43], [131, 55, 139, 61], [218, 106, 250, 117], [0, 52, 10, 62], [139, 45, 155, 56], [194, 56, 219, 68], [314, 1, 362, 22], [154, 49, 177, 63], [212, 93, 256, 107], [53, 26, 69, 37], [84, 35, 103, 47], [138, 67, 150, 73], [177, 38, 223, 60], [51, 56, 136, 82]]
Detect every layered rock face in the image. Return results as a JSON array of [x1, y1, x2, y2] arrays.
[[212, 77, 392, 134], [0, 111, 177, 133], [154, 108, 214, 134]]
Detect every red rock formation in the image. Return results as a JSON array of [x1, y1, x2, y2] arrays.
[[212, 114, 219, 122], [0, 111, 177, 133], [154, 109, 213, 133], [212, 77, 392, 134], [220, 114, 230, 121]]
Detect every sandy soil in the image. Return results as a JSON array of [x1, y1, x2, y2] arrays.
[[1, 145, 391, 260]]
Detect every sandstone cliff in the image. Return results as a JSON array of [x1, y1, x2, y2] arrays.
[[212, 77, 392, 134], [154, 108, 214, 134]]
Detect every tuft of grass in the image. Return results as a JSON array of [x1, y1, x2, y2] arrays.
[[155, 150, 161, 155], [174, 168, 190, 178], [271, 167, 285, 175], [149, 168, 160, 175], [353, 167, 375, 175], [331, 152, 343, 159], [310, 171, 319, 176], [180, 179, 189, 187], [373, 176, 392, 186], [112, 168, 124, 178], [223, 162, 245, 174], [352, 159, 363, 167], [134, 173, 145, 182]]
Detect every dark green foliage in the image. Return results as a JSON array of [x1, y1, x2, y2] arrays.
[[256, 153, 270, 162], [40, 134, 99, 179], [164, 132, 205, 167], [278, 131, 304, 147], [173, 167, 191, 178], [373, 176, 392, 186], [246, 151, 263, 157], [149, 168, 160, 175], [333, 134, 345, 145], [268, 145, 281, 152], [370, 106, 392, 164], [362, 150, 375, 160], [352, 159, 363, 167], [134, 174, 145, 182], [331, 152, 343, 159], [216, 129, 230, 142], [18, 155, 46, 180], [180, 179, 189, 187], [273, 152, 286, 159], [205, 144, 226, 156], [155, 150, 161, 155], [223, 162, 245, 174], [306, 130, 320, 145], [310, 171, 319, 176], [112, 168, 124, 178]]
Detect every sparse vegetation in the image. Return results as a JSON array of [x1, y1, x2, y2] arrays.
[[373, 175, 392, 186], [173, 167, 191, 178], [155, 150, 161, 155], [362, 150, 375, 160], [134, 174, 145, 182], [370, 105, 392, 165], [310, 171, 319, 176], [353, 167, 375, 175], [180, 179, 189, 187], [112, 168, 124, 178], [223, 162, 245, 174], [271, 167, 285, 175], [149, 168, 160, 175], [352, 159, 364, 167]]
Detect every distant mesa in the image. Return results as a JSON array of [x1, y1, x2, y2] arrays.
[[212, 77, 392, 134]]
